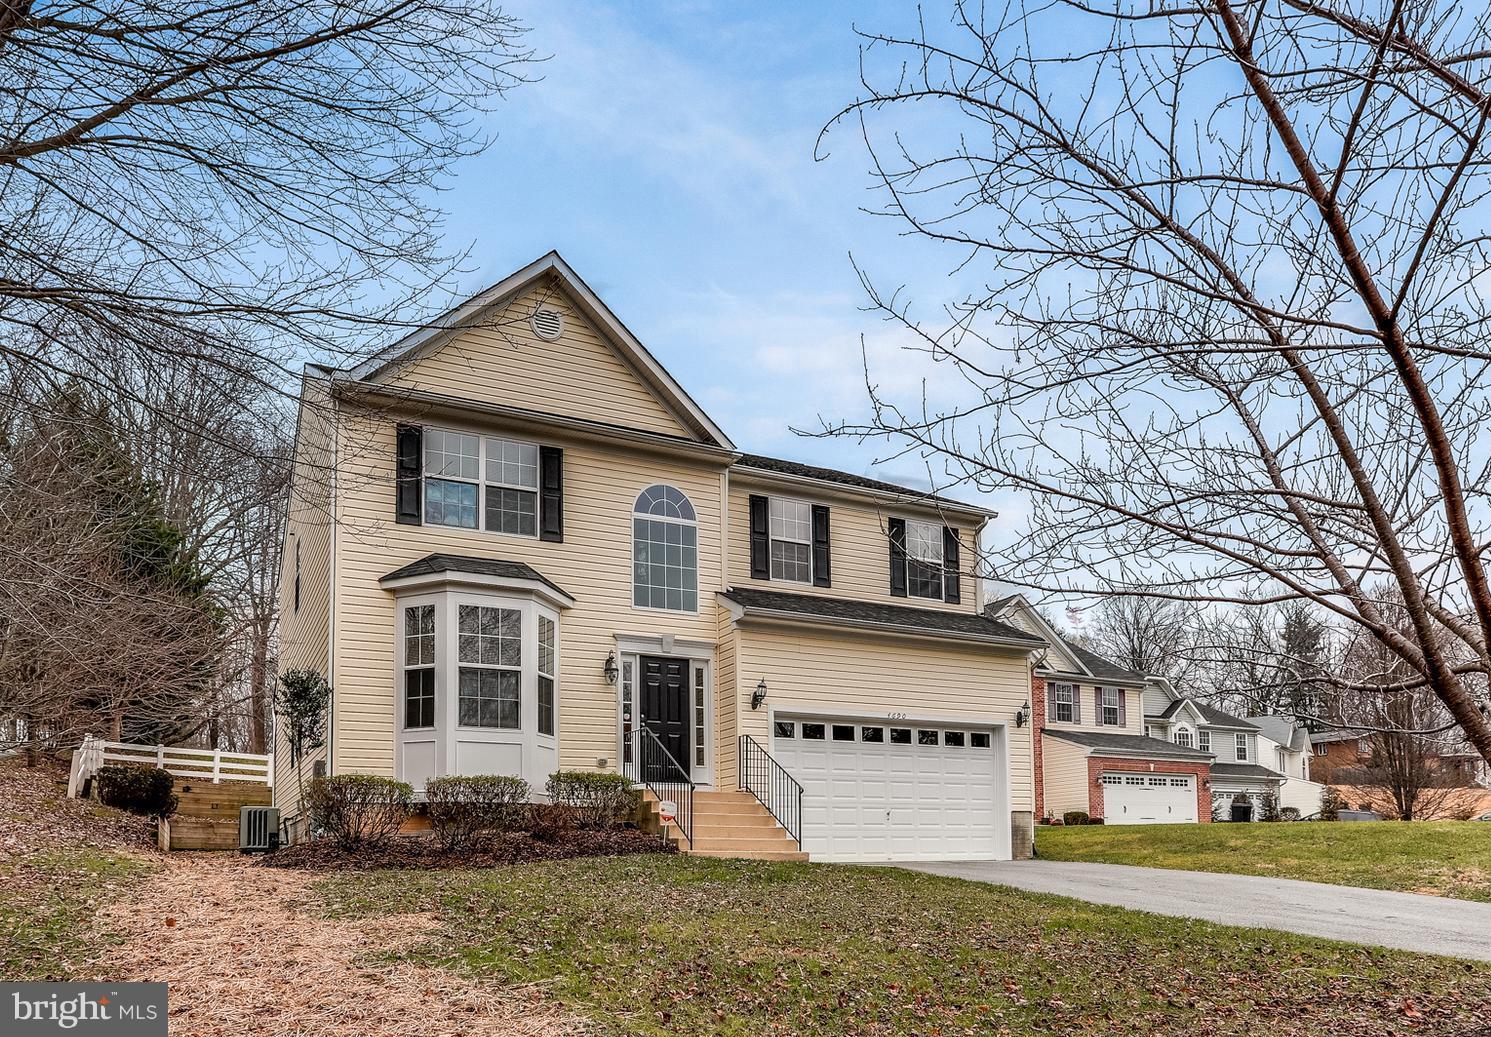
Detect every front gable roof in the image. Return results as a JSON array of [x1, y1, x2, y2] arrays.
[[346, 251, 734, 449]]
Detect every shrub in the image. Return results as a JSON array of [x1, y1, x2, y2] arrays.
[[1062, 810, 1090, 826], [1319, 787, 1345, 822], [96, 765, 177, 819], [1087, 816, 1105, 825], [424, 775, 530, 851], [307, 774, 412, 849], [1259, 791, 1281, 822], [1279, 806, 1301, 822], [528, 802, 577, 842], [546, 771, 640, 829]]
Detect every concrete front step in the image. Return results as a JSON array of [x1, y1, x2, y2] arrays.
[[639, 788, 806, 861]]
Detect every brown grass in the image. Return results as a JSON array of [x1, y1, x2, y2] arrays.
[[92, 855, 587, 1037]]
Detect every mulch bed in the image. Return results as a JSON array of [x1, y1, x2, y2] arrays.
[[261, 827, 675, 871]]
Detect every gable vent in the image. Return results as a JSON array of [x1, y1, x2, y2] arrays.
[[531, 308, 564, 341]]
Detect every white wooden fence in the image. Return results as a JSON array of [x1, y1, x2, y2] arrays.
[[68, 734, 273, 798]]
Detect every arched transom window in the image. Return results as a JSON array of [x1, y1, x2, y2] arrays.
[[633, 485, 697, 611]]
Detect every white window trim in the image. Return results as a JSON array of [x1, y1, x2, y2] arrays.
[[401, 601, 437, 732], [1174, 725, 1194, 749], [455, 601, 524, 732], [421, 424, 543, 540], [904, 517, 945, 601], [630, 484, 700, 615], [767, 496, 814, 584], [1236, 732, 1250, 762], [1099, 687, 1120, 727], [390, 586, 562, 795], [1052, 683, 1076, 724]]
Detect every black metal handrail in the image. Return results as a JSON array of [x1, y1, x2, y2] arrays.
[[738, 735, 803, 849], [624, 726, 694, 847]]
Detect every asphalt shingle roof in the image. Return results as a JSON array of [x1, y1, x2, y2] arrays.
[[1042, 729, 1213, 759], [1249, 715, 1309, 752], [1210, 762, 1283, 781], [1056, 637, 1146, 682], [721, 586, 1043, 645], [732, 453, 985, 514], [380, 554, 572, 600]]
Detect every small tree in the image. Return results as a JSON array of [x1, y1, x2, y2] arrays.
[[275, 668, 330, 809]]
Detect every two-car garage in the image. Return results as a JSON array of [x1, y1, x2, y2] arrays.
[[770, 714, 1009, 862]]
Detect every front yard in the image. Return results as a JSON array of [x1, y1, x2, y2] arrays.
[[318, 854, 1491, 1037], [1037, 821, 1491, 901]]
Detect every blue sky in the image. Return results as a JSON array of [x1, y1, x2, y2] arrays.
[[429, 0, 1031, 548]]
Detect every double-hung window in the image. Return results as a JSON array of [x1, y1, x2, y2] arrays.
[[424, 429, 480, 528], [422, 429, 539, 536], [1198, 729, 1211, 753], [1235, 733, 1249, 762], [403, 604, 435, 729], [905, 519, 944, 599], [1052, 683, 1076, 723], [768, 498, 813, 583], [537, 615, 556, 736], [457, 604, 521, 729], [1099, 687, 1120, 726]]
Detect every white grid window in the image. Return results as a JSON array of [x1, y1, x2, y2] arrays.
[[423, 429, 541, 536], [1236, 733, 1249, 761], [403, 604, 435, 729], [633, 485, 698, 611], [457, 605, 521, 729], [1175, 728, 1194, 748], [1052, 683, 1076, 723], [906, 519, 943, 599], [1198, 729, 1211, 752], [769, 498, 812, 583], [537, 615, 556, 736], [1100, 687, 1120, 726]]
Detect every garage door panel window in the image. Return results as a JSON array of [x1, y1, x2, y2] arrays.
[[890, 728, 911, 744], [943, 731, 966, 747], [861, 726, 885, 743], [918, 730, 939, 746], [832, 724, 855, 741], [970, 732, 990, 749], [774, 721, 795, 739], [802, 724, 825, 740]]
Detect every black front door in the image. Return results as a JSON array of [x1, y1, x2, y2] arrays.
[[640, 655, 690, 776]]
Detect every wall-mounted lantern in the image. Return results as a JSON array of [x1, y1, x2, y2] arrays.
[[1015, 701, 1031, 728], [751, 678, 768, 711], [603, 651, 619, 686]]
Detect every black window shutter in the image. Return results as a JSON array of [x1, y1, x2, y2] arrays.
[[539, 446, 564, 542], [943, 527, 961, 603], [749, 495, 770, 579], [888, 518, 907, 597], [395, 424, 422, 525], [811, 505, 831, 587]]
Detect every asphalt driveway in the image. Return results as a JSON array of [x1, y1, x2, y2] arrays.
[[898, 860, 1491, 962]]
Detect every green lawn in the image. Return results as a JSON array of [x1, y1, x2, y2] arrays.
[[317, 855, 1491, 1036], [0, 848, 155, 979], [1037, 821, 1491, 901]]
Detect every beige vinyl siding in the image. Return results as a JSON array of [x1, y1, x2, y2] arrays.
[[382, 280, 694, 440], [714, 606, 739, 785], [725, 486, 980, 614], [730, 624, 1034, 809], [1041, 735, 1092, 819], [329, 407, 725, 778], [274, 377, 335, 819]]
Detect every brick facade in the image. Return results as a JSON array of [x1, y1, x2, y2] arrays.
[[1309, 739, 1368, 784], [1086, 757, 1213, 823]]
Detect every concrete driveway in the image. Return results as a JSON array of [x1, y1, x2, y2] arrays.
[[898, 860, 1491, 962]]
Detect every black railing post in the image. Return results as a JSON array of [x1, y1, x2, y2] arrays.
[[736, 734, 804, 850], [627, 725, 694, 848]]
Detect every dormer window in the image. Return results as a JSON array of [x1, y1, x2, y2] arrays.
[[1174, 726, 1194, 748]]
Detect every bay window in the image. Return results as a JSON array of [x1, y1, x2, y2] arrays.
[[457, 604, 521, 729], [403, 604, 436, 729]]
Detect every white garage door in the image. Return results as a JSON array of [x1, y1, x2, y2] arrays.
[[770, 716, 1005, 862], [1101, 773, 1196, 824]]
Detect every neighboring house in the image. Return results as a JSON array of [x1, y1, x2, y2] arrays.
[[1142, 682, 1283, 821], [1248, 714, 1325, 814], [987, 596, 1213, 825], [1307, 728, 1375, 784], [275, 251, 1048, 863]]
